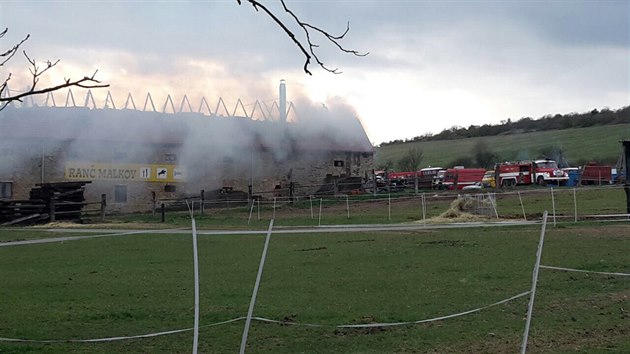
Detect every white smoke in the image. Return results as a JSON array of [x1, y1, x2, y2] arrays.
[[0, 88, 372, 195]]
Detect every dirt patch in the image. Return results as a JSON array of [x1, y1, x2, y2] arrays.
[[295, 246, 328, 252], [421, 240, 477, 247], [428, 214, 494, 223], [334, 315, 390, 336], [544, 288, 630, 314], [525, 289, 630, 352], [526, 324, 630, 353], [557, 224, 630, 239], [337, 239, 376, 244], [437, 321, 630, 354], [30, 221, 169, 229]]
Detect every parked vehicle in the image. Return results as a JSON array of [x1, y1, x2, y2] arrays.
[[434, 167, 486, 190], [385, 167, 445, 190], [482, 170, 496, 188], [462, 182, 483, 190], [612, 168, 626, 184], [580, 163, 612, 185], [496, 159, 568, 187], [388, 172, 416, 183], [418, 167, 444, 189], [563, 167, 580, 187]]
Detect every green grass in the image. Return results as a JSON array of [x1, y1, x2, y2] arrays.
[[494, 185, 628, 220], [1, 223, 628, 353], [376, 124, 630, 167]]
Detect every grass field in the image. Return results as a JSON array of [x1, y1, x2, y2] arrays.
[[1, 220, 628, 353], [376, 123, 630, 168]]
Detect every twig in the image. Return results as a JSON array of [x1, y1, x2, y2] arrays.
[[238, 0, 367, 75]]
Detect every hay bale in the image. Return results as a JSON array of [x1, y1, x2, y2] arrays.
[[439, 195, 495, 220]]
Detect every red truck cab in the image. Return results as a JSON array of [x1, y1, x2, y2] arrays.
[[434, 167, 486, 190]]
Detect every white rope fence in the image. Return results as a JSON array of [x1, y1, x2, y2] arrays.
[[539, 265, 630, 277], [0, 317, 245, 343], [0, 290, 530, 343], [256, 291, 531, 328]]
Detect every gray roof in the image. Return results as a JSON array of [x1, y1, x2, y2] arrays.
[[0, 106, 373, 153]]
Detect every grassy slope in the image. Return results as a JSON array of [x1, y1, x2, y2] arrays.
[[376, 124, 630, 168]]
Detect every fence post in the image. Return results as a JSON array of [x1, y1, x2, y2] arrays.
[[346, 195, 350, 219], [310, 195, 314, 219], [372, 169, 377, 196], [289, 182, 295, 204], [161, 203, 165, 223], [573, 188, 578, 223], [493, 193, 500, 219], [414, 173, 419, 195], [421, 193, 426, 227], [318, 198, 323, 226], [200, 189, 205, 215], [248, 200, 255, 225], [191, 216, 200, 354], [518, 191, 527, 221], [521, 211, 549, 354], [100, 194, 106, 221], [152, 191, 156, 217], [388, 193, 391, 221], [239, 220, 274, 354], [550, 188, 556, 227], [50, 197, 56, 222]]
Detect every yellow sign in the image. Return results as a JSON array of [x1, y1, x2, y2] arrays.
[[65, 162, 185, 182]]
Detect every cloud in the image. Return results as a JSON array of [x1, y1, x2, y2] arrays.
[[2, 0, 627, 144]]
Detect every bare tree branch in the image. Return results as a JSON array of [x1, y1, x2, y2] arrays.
[[238, 0, 368, 75], [0, 28, 108, 111], [0, 28, 30, 66]]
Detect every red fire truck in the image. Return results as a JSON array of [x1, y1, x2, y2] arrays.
[[496, 159, 568, 187], [387, 167, 444, 189], [418, 167, 443, 189], [433, 168, 486, 190]]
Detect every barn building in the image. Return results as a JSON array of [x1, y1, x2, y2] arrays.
[[0, 86, 374, 212]]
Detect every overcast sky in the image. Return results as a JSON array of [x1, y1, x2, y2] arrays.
[[1, 0, 628, 144]]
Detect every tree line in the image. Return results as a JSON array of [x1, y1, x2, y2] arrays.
[[381, 140, 500, 172], [381, 106, 630, 146], [381, 141, 579, 173]]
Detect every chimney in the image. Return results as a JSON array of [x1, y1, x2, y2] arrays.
[[279, 79, 287, 123]]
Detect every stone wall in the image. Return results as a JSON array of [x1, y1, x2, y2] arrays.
[[0, 138, 373, 213]]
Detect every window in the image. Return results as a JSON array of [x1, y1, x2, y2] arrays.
[[66, 149, 79, 159], [165, 153, 177, 162], [333, 160, 344, 167], [114, 185, 127, 203], [0, 182, 12, 199], [164, 184, 176, 193], [114, 150, 128, 161]]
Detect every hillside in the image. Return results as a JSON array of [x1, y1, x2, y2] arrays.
[[381, 106, 629, 145], [376, 123, 630, 169]]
